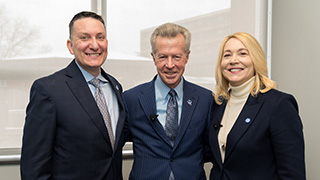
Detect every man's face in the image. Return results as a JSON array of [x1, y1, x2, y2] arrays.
[[67, 17, 108, 76], [152, 34, 189, 89]]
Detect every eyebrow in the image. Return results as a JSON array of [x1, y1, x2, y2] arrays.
[[77, 32, 105, 36], [77, 32, 90, 36], [223, 48, 248, 53], [157, 53, 184, 56], [238, 48, 249, 51]]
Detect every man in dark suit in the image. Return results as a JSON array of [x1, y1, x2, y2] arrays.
[[123, 23, 214, 180], [20, 11, 125, 180]]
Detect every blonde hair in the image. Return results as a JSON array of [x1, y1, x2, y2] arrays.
[[214, 32, 277, 104]]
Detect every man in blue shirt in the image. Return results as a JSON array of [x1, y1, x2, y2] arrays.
[[123, 23, 214, 180], [21, 11, 125, 180]]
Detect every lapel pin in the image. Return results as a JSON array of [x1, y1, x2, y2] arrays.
[[245, 118, 251, 124], [115, 85, 119, 90], [187, 99, 192, 106]]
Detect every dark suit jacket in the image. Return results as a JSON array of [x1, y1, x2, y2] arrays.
[[21, 60, 126, 180], [208, 89, 305, 180], [123, 76, 214, 180]]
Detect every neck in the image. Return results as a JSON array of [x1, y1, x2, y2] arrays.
[[87, 68, 101, 77], [229, 77, 255, 99]]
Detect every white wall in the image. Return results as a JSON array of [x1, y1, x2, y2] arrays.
[[271, 0, 320, 179]]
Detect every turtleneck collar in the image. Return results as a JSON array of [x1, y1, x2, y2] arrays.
[[229, 76, 255, 99]]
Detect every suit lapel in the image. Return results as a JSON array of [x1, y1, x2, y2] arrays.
[[138, 78, 172, 146], [225, 95, 264, 161], [210, 101, 227, 168], [173, 81, 198, 150], [214, 102, 227, 135], [64, 61, 112, 147]]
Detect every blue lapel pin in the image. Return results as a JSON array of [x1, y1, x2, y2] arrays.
[[115, 85, 119, 91], [245, 118, 251, 124], [187, 99, 192, 106]]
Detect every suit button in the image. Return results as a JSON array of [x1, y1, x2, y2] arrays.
[[170, 158, 174, 162]]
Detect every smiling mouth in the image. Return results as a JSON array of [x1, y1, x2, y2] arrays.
[[165, 72, 177, 75], [85, 53, 101, 56], [229, 68, 243, 72]]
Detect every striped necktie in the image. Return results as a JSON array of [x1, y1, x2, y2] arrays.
[[89, 78, 115, 149], [165, 89, 178, 146], [165, 89, 178, 179]]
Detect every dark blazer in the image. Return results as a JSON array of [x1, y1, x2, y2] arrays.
[[21, 60, 126, 180], [208, 89, 305, 180], [123, 76, 214, 180]]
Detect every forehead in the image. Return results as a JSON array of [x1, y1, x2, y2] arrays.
[[155, 34, 185, 50], [224, 38, 247, 50], [73, 17, 105, 33]]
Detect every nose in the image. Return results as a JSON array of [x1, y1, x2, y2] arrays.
[[165, 57, 175, 68], [89, 38, 99, 50], [229, 54, 239, 64]]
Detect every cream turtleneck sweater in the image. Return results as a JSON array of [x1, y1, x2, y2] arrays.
[[218, 77, 255, 163]]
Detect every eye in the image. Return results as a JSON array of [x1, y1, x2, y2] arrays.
[[158, 55, 167, 61], [239, 51, 249, 56], [81, 36, 88, 40], [223, 53, 231, 58], [97, 35, 105, 40], [174, 55, 182, 61]]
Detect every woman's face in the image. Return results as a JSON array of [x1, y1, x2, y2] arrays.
[[221, 38, 255, 86]]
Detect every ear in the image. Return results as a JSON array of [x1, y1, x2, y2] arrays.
[[151, 52, 157, 65], [66, 39, 74, 55], [185, 50, 191, 64]]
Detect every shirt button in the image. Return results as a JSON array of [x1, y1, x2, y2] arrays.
[[170, 158, 174, 162]]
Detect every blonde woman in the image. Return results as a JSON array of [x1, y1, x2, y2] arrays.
[[208, 32, 305, 180]]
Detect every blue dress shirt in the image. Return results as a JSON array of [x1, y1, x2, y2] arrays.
[[75, 61, 119, 138], [154, 75, 183, 128]]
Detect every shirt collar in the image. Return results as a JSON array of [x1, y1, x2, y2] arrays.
[[155, 74, 183, 100], [75, 60, 108, 83]]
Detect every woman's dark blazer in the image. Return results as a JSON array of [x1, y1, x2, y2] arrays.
[[208, 89, 306, 180]]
